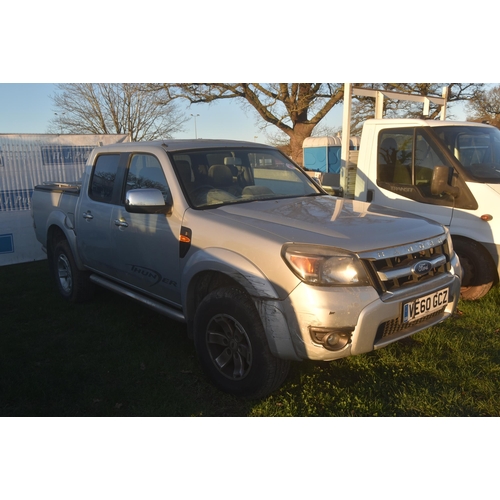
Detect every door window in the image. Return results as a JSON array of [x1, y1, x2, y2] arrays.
[[377, 128, 456, 206], [89, 154, 121, 203], [125, 154, 170, 202]]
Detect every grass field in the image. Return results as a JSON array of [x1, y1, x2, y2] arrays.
[[1, 260, 499, 417]]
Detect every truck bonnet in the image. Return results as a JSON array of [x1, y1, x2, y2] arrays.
[[210, 195, 445, 253]]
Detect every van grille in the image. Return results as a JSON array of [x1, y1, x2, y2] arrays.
[[359, 235, 451, 294]]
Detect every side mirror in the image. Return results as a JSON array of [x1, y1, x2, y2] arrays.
[[125, 188, 172, 214], [431, 165, 460, 198]]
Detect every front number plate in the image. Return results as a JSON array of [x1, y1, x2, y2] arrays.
[[403, 288, 449, 324]]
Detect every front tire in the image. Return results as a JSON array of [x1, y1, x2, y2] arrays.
[[453, 238, 496, 300], [193, 287, 290, 399], [51, 238, 94, 303]]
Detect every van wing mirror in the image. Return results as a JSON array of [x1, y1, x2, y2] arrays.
[[125, 188, 172, 214], [431, 165, 460, 198]]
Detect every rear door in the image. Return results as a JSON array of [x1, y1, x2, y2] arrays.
[[77, 153, 125, 276]]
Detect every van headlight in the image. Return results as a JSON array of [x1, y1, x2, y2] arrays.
[[282, 244, 371, 286]]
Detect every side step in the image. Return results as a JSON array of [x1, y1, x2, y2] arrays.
[[89, 274, 186, 323]]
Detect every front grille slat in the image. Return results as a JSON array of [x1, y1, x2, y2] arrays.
[[362, 237, 451, 294], [377, 254, 447, 281]]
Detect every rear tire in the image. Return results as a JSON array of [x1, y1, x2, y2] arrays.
[[453, 238, 496, 301], [193, 287, 290, 399], [51, 238, 94, 303]]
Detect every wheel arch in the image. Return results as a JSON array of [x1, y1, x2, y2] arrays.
[[452, 234, 499, 299], [45, 213, 84, 270], [452, 234, 499, 281], [181, 249, 283, 326]]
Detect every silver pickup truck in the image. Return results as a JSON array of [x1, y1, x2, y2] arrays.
[[32, 139, 462, 398]]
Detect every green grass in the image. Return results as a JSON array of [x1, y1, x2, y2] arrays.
[[1, 260, 500, 416]]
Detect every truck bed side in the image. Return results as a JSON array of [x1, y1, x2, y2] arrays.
[[32, 182, 81, 250]]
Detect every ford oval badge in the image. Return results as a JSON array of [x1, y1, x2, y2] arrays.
[[412, 260, 432, 276]]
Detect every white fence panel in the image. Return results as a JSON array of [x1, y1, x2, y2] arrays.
[[0, 134, 129, 266]]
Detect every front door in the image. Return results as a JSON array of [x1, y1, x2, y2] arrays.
[[373, 128, 456, 227], [111, 152, 183, 307]]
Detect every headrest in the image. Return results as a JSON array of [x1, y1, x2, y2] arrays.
[[379, 138, 398, 164], [208, 164, 232, 186]]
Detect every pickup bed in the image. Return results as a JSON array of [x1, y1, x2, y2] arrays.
[[32, 139, 461, 398]]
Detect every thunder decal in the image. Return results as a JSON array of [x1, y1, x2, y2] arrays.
[[129, 264, 177, 287]]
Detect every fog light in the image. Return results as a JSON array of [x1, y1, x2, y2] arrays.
[[309, 327, 352, 351], [326, 332, 341, 347]]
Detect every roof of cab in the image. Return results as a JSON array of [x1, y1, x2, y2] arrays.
[[364, 118, 495, 129], [95, 138, 276, 153]]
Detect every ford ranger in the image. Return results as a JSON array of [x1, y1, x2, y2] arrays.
[[31, 139, 462, 398]]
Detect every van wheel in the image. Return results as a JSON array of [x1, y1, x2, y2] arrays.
[[193, 287, 290, 399], [453, 238, 496, 300], [51, 238, 94, 303]]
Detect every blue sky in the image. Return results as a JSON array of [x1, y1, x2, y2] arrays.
[[0, 83, 470, 142], [0, 84, 56, 134]]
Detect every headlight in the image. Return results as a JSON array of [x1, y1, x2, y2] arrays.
[[282, 244, 371, 286]]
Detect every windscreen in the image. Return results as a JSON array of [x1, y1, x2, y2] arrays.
[[434, 125, 500, 183], [170, 147, 321, 208]]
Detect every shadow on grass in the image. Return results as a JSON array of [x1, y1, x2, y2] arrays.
[[0, 261, 255, 417], [2, 261, 500, 417]]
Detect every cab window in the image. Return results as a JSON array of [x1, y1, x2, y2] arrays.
[[377, 128, 456, 205]]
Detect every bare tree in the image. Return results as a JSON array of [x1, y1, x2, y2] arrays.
[[49, 83, 187, 141], [152, 84, 345, 164], [465, 85, 500, 128], [149, 83, 485, 163]]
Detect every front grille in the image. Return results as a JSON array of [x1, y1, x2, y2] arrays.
[[360, 236, 451, 294]]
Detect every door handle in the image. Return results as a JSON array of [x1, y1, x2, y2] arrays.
[[82, 211, 93, 220], [114, 219, 129, 228]]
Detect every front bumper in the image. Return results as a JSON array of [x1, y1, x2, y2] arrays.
[[280, 263, 461, 362]]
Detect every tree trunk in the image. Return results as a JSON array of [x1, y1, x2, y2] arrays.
[[287, 123, 315, 166]]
